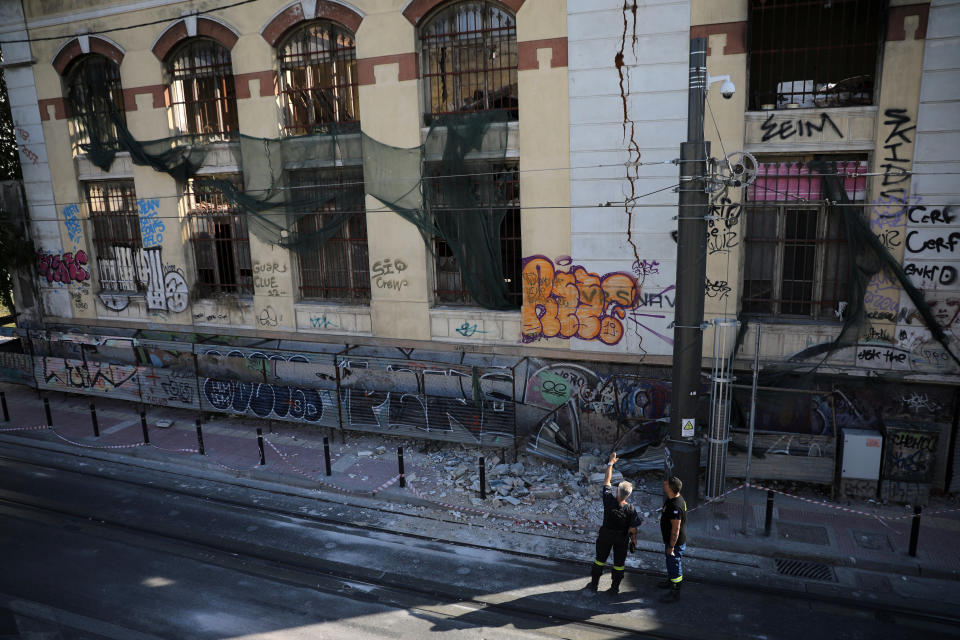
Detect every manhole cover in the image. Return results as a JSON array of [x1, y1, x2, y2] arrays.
[[852, 530, 893, 552], [774, 558, 836, 582], [777, 522, 830, 545]]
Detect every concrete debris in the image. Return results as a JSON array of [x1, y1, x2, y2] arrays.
[[510, 462, 525, 475], [375, 446, 387, 455], [358, 450, 373, 457], [578, 455, 599, 475], [502, 496, 522, 506]]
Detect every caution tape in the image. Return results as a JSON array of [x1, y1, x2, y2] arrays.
[[149, 443, 200, 455], [745, 482, 960, 521], [0, 424, 50, 433], [687, 483, 745, 513], [50, 429, 146, 450], [263, 439, 395, 498]]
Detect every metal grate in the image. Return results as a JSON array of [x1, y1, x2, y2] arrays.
[[742, 158, 865, 319], [185, 175, 253, 296], [427, 163, 521, 307], [291, 167, 370, 302], [420, 0, 518, 123], [748, 0, 885, 111], [167, 38, 239, 136], [65, 54, 126, 150], [774, 558, 837, 582], [85, 179, 142, 292], [278, 21, 360, 135]]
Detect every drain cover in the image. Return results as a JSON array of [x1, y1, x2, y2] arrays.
[[774, 558, 836, 582], [777, 522, 830, 545], [852, 530, 893, 552]]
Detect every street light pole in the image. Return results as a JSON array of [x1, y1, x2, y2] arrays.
[[668, 37, 710, 507]]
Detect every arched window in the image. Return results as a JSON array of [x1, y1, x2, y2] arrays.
[[278, 21, 360, 135], [64, 55, 125, 149], [166, 39, 239, 136], [420, 1, 518, 122]]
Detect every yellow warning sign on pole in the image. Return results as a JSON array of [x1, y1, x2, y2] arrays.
[[682, 418, 695, 438]]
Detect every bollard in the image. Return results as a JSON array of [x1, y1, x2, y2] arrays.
[[764, 490, 774, 537], [323, 436, 331, 476], [479, 456, 486, 500], [0, 391, 8, 422], [89, 403, 100, 437], [43, 397, 52, 427], [257, 428, 265, 465], [140, 411, 150, 445], [398, 446, 406, 488], [195, 418, 205, 456], [908, 505, 922, 557]]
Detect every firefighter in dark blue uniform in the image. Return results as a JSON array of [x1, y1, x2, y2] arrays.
[[586, 452, 641, 594]]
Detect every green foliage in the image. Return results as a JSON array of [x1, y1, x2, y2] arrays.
[[0, 206, 34, 313], [0, 59, 23, 181]]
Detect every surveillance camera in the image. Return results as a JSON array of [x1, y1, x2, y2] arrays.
[[720, 79, 736, 99]]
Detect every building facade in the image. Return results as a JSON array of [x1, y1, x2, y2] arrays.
[[1, 0, 957, 495]]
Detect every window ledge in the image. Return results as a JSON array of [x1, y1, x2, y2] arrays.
[[429, 307, 520, 343], [294, 301, 372, 335]]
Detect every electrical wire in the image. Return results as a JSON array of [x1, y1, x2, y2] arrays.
[[0, 0, 264, 45]]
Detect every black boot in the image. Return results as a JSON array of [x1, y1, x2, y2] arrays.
[[656, 579, 672, 589], [606, 568, 624, 595], [586, 563, 603, 592], [659, 582, 681, 603]]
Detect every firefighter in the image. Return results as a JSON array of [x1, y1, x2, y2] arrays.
[[586, 451, 641, 595]]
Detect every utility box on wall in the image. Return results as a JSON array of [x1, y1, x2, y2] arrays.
[[881, 421, 939, 506], [840, 428, 883, 499]]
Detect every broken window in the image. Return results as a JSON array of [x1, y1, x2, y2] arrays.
[[64, 54, 126, 151], [85, 180, 141, 292], [420, 1, 518, 123], [290, 167, 370, 302], [742, 158, 866, 318], [167, 39, 239, 136], [185, 175, 253, 296], [747, 0, 886, 110], [278, 20, 360, 135], [427, 162, 521, 307]]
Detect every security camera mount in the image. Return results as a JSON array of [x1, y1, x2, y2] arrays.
[[705, 73, 735, 99]]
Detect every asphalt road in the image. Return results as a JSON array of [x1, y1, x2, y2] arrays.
[[0, 446, 955, 640]]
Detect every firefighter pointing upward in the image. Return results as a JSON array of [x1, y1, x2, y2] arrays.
[[586, 452, 641, 595]]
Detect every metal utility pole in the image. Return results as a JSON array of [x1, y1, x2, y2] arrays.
[[668, 37, 710, 507]]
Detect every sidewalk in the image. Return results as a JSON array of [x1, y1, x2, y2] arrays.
[[2, 381, 958, 586]]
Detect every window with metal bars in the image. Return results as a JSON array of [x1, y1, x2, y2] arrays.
[[747, 0, 886, 111], [420, 1, 518, 123], [85, 179, 141, 292], [742, 158, 867, 319], [278, 21, 360, 135], [167, 39, 239, 136], [185, 175, 253, 296], [65, 55, 126, 150], [290, 167, 370, 302], [428, 163, 521, 307]]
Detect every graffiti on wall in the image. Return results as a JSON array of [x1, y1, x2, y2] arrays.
[[97, 247, 188, 314], [62, 204, 82, 244], [760, 112, 843, 142], [521, 256, 639, 345], [884, 426, 938, 483], [41, 357, 140, 397], [37, 250, 90, 285], [137, 199, 164, 248], [371, 257, 409, 292]]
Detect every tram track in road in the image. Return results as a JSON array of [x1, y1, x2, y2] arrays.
[[0, 441, 958, 637]]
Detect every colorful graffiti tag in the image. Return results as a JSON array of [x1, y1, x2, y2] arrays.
[[37, 250, 90, 285], [521, 256, 639, 345]]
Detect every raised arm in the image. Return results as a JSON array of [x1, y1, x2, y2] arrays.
[[604, 451, 618, 486]]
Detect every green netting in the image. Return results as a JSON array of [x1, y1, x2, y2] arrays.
[[77, 61, 515, 310]]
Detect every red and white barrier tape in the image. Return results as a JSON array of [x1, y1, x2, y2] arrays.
[[264, 439, 395, 497], [149, 443, 200, 455], [0, 424, 50, 433], [687, 483, 745, 513], [50, 429, 145, 450], [745, 482, 960, 520]]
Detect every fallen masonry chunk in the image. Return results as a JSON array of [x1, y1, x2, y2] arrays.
[[510, 462, 525, 475], [375, 446, 387, 455], [492, 463, 511, 476], [531, 486, 562, 501], [358, 450, 373, 457], [502, 495, 522, 506]]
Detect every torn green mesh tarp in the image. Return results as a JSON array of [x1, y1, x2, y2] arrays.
[[76, 62, 516, 310]]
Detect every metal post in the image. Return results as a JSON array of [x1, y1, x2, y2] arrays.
[[0, 391, 8, 422], [43, 397, 52, 427], [89, 402, 100, 437], [669, 36, 710, 507], [398, 447, 406, 488], [195, 418, 205, 455], [323, 436, 331, 476], [479, 456, 487, 500], [707, 318, 739, 498], [257, 428, 265, 465], [140, 411, 150, 445], [908, 505, 922, 557], [741, 325, 762, 534], [764, 490, 774, 537]]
